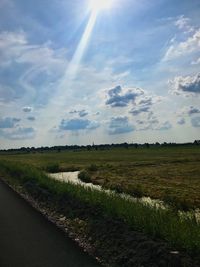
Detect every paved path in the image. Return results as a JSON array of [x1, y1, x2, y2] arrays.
[[0, 179, 101, 267]]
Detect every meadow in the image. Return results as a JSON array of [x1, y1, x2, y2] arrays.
[[1, 145, 200, 210]]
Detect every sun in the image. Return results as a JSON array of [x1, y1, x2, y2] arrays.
[[89, 0, 113, 13]]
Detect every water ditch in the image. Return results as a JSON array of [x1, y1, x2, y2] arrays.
[[49, 171, 200, 223]]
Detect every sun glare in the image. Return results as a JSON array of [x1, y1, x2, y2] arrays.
[[57, 0, 114, 102], [89, 0, 113, 13]]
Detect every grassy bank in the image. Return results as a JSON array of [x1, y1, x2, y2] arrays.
[[0, 160, 200, 257], [1, 146, 200, 210]]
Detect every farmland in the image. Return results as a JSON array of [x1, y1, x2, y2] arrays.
[[1, 145, 200, 210]]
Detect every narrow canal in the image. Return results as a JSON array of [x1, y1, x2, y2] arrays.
[[0, 179, 101, 267]]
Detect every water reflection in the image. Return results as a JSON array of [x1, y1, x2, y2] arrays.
[[49, 172, 200, 223]]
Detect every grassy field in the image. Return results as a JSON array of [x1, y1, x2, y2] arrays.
[[0, 160, 200, 255], [0, 145, 200, 210]]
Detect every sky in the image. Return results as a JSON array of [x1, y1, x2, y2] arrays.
[[0, 0, 200, 149]]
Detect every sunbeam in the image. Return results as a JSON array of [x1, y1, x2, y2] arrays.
[[66, 0, 113, 81], [39, 7, 99, 134], [66, 10, 98, 81]]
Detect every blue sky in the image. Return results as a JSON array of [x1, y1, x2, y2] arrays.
[[0, 0, 200, 149]]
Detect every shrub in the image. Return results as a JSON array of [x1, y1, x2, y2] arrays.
[[126, 184, 143, 198], [87, 164, 98, 172], [109, 183, 123, 194], [78, 171, 92, 183], [44, 163, 60, 173]]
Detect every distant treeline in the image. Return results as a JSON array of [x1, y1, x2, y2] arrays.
[[1, 140, 199, 154]]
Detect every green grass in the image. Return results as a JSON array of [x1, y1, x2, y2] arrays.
[[0, 160, 200, 255], [0, 146, 200, 210]]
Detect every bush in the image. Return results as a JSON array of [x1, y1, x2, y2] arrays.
[[44, 163, 60, 173], [87, 164, 98, 172], [78, 171, 92, 183], [127, 184, 143, 198], [109, 183, 123, 194], [163, 194, 192, 211]]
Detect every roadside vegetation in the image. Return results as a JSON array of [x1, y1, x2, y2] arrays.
[[0, 159, 200, 257]]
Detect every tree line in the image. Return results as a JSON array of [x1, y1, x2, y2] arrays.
[[0, 140, 199, 154]]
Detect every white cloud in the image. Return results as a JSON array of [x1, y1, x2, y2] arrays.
[[69, 109, 89, 117], [169, 73, 200, 95], [0, 31, 27, 66], [181, 106, 200, 116], [163, 28, 200, 61], [174, 15, 194, 33], [135, 114, 165, 131], [129, 95, 160, 116], [0, 31, 26, 47], [105, 85, 144, 108], [154, 121, 172, 131]]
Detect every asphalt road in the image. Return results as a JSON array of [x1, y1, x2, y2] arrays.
[[0, 179, 101, 267]]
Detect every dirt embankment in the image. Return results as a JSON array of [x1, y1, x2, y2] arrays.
[[1, 177, 200, 267]]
